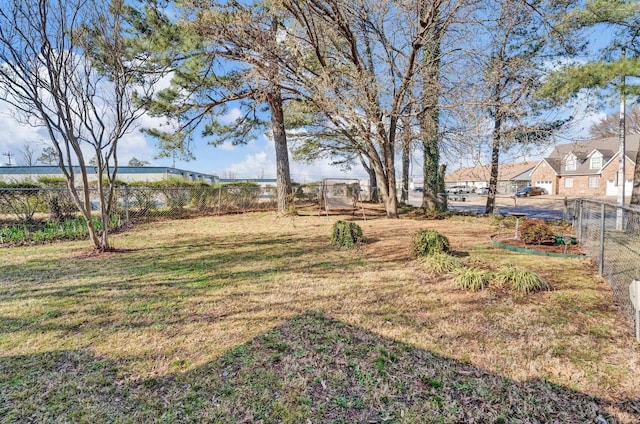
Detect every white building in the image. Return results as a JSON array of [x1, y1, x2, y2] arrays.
[[0, 165, 219, 185]]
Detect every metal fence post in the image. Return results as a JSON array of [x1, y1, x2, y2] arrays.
[[577, 200, 583, 243], [123, 186, 130, 226], [599, 203, 605, 276]]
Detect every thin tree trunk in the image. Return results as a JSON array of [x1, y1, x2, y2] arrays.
[[382, 134, 398, 218], [369, 170, 379, 202], [401, 120, 411, 203], [359, 154, 379, 202], [485, 117, 502, 214], [631, 148, 640, 207], [437, 163, 447, 210]]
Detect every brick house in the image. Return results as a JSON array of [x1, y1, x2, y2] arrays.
[[529, 134, 639, 197], [445, 161, 536, 194]]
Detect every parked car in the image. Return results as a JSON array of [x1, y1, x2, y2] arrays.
[[476, 187, 490, 195], [446, 185, 471, 194], [515, 186, 547, 197]]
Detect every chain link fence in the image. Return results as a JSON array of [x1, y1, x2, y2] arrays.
[[567, 198, 640, 330], [0, 184, 322, 227]]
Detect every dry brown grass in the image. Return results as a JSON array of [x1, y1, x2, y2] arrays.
[[1, 209, 639, 422]]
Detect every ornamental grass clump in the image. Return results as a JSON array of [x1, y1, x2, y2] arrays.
[[453, 267, 492, 291], [412, 229, 450, 257], [495, 265, 550, 294], [330, 220, 363, 249], [420, 252, 461, 274]]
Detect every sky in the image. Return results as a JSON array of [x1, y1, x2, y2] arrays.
[[0, 101, 363, 183]]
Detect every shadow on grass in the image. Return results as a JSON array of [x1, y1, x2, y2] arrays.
[[0, 232, 355, 299], [2, 312, 637, 423]]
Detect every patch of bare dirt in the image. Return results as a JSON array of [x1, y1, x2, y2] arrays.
[[72, 247, 136, 260]]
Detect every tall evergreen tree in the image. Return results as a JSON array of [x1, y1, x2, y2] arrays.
[[143, 1, 294, 215]]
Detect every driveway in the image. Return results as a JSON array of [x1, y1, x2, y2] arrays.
[[408, 193, 568, 221]]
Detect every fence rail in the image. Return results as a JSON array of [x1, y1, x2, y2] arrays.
[[568, 198, 640, 335], [0, 185, 322, 227]]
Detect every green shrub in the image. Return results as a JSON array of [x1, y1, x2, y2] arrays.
[[453, 267, 492, 291], [519, 219, 554, 244], [331, 220, 363, 249], [420, 252, 461, 274], [412, 230, 450, 257], [495, 266, 550, 294], [0, 214, 124, 246], [37, 177, 67, 187]]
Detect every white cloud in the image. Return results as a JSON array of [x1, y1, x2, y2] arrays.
[[117, 130, 156, 164], [222, 151, 272, 178], [218, 131, 365, 182], [219, 108, 242, 124], [218, 142, 237, 151]]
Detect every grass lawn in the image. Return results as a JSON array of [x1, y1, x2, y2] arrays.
[[1, 210, 639, 423]]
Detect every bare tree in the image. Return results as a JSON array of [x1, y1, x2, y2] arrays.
[[590, 104, 640, 138], [17, 142, 38, 166], [0, 0, 163, 251], [452, 0, 577, 213], [283, 0, 469, 217]]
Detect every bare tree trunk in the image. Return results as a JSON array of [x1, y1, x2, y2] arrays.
[[401, 119, 411, 203], [359, 154, 379, 202], [67, 178, 101, 249], [438, 163, 447, 210], [369, 171, 379, 202], [382, 133, 398, 218], [269, 90, 293, 215], [485, 117, 502, 214], [631, 148, 640, 207]]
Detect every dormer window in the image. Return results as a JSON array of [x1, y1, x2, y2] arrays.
[[590, 155, 602, 169], [565, 154, 576, 171]]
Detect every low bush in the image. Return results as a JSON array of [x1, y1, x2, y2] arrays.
[[0, 215, 123, 246], [412, 229, 450, 257], [519, 219, 554, 244], [420, 252, 461, 274], [330, 220, 363, 249], [495, 266, 550, 294], [453, 267, 492, 291]]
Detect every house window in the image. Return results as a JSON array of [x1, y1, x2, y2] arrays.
[[564, 177, 573, 188], [565, 155, 576, 171], [590, 156, 602, 169], [588, 176, 599, 188]]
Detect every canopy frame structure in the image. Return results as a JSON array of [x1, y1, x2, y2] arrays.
[[320, 178, 366, 219]]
